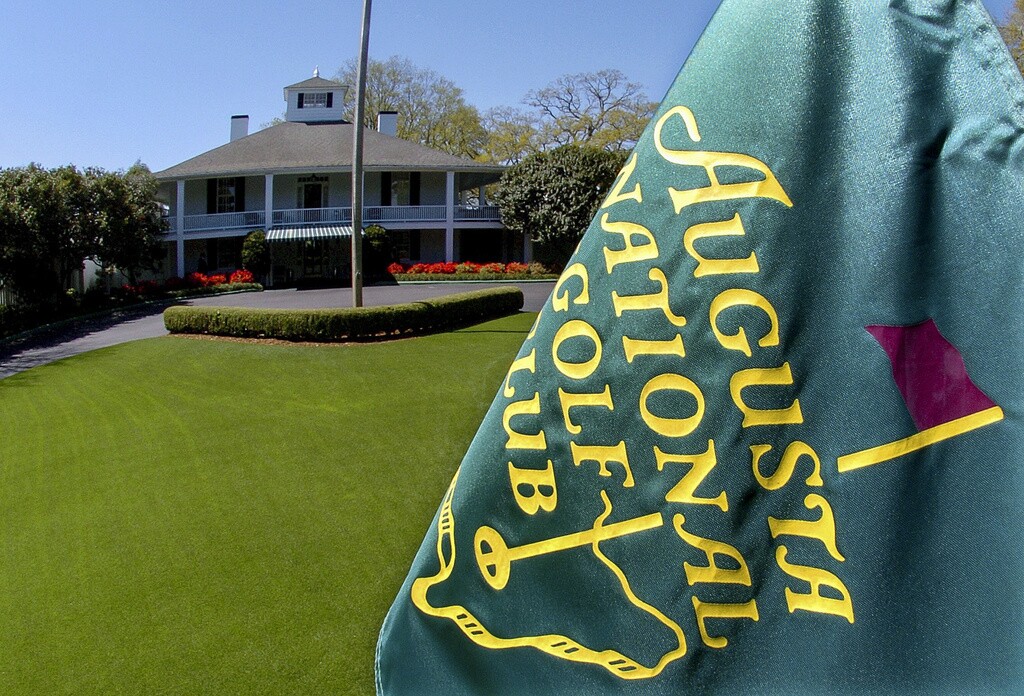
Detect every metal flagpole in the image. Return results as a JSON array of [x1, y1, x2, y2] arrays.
[[350, 0, 372, 307]]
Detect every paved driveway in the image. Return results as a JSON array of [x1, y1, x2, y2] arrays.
[[0, 281, 554, 380]]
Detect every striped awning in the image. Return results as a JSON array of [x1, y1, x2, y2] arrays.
[[266, 224, 353, 241]]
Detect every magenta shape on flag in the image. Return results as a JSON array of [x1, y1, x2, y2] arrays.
[[865, 319, 996, 431]]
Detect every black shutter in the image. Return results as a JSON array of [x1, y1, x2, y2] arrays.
[[410, 231, 421, 260], [327, 92, 333, 108], [298, 93, 304, 109], [381, 172, 392, 206], [207, 179, 217, 214], [410, 172, 421, 206], [235, 177, 246, 213], [206, 239, 218, 269]]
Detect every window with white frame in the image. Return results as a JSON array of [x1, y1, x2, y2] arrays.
[[301, 92, 329, 108], [391, 172, 411, 206], [216, 179, 236, 213]]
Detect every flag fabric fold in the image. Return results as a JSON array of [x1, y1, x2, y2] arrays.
[[377, 0, 1024, 692]]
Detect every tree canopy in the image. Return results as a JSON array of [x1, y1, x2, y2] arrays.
[[89, 163, 166, 286], [1000, 0, 1024, 75], [478, 69, 655, 164], [335, 56, 487, 158], [0, 165, 92, 303], [480, 106, 542, 166], [327, 57, 655, 164], [525, 69, 656, 151], [0, 164, 165, 304], [491, 145, 626, 268]]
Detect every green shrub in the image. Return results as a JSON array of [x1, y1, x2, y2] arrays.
[[241, 230, 270, 277], [363, 225, 395, 278], [163, 287, 524, 342], [165, 282, 262, 300]]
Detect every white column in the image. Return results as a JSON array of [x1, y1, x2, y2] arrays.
[[264, 173, 275, 287], [479, 185, 486, 206], [444, 171, 455, 262], [264, 173, 274, 230], [523, 233, 533, 263], [175, 180, 186, 277]]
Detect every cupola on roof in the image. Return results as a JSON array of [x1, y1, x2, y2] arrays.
[[283, 67, 348, 123]]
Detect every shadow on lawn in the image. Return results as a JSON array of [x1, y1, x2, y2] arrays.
[[0, 301, 178, 364], [0, 345, 116, 385], [0, 302, 180, 380]]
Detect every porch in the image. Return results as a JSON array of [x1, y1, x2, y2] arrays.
[[166, 204, 503, 234], [161, 224, 530, 285], [160, 169, 514, 276]]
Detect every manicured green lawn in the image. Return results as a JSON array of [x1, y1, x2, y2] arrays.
[[0, 312, 534, 695]]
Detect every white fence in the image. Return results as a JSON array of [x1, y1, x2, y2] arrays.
[[0, 286, 17, 307]]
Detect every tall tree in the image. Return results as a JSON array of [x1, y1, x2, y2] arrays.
[[0, 164, 167, 303], [492, 144, 626, 268], [478, 106, 541, 165], [524, 69, 657, 152], [1000, 0, 1024, 75], [0, 165, 93, 303], [88, 163, 167, 285], [336, 56, 487, 158]]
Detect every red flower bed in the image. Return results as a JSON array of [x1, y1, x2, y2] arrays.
[[119, 269, 258, 298], [121, 280, 161, 296], [187, 270, 256, 287], [392, 261, 547, 276]]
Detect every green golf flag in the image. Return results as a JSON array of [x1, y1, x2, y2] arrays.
[[376, 0, 1024, 692]]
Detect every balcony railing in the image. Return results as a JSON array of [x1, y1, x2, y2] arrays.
[[273, 207, 351, 225], [165, 204, 501, 234], [182, 210, 265, 232], [455, 205, 501, 221], [364, 205, 448, 223]]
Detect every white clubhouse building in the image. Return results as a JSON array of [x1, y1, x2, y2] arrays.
[[154, 71, 527, 284]]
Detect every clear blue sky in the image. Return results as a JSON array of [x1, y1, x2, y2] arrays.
[[0, 0, 1014, 172]]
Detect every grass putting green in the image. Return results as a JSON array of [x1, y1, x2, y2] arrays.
[[0, 312, 535, 695]]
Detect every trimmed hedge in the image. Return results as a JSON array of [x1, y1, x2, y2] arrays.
[[163, 287, 524, 342], [165, 282, 262, 300]]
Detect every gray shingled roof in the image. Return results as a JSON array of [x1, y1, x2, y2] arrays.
[[153, 122, 503, 180], [284, 75, 345, 91]]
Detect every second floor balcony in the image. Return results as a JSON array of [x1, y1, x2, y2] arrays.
[[166, 204, 502, 235]]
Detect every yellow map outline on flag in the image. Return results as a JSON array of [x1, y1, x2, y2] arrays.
[[410, 468, 688, 680]]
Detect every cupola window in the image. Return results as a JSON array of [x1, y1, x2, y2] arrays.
[[298, 92, 332, 109]]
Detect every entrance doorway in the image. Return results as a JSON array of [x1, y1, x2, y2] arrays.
[[297, 175, 329, 217], [302, 183, 323, 209]]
